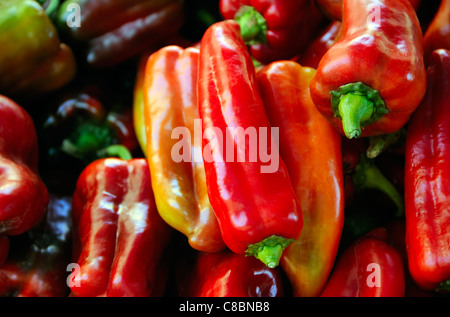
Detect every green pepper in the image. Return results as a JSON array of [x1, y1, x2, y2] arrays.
[[0, 0, 76, 97]]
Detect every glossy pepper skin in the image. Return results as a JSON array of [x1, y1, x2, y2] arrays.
[[198, 20, 303, 268], [0, 195, 72, 297], [423, 0, 450, 63], [404, 49, 450, 293], [142, 45, 225, 252], [256, 61, 344, 297], [57, 0, 185, 68], [133, 52, 152, 155], [0, 95, 49, 256], [70, 158, 172, 297], [132, 36, 196, 154], [219, 0, 324, 64], [41, 83, 138, 166], [178, 250, 285, 297], [314, 0, 422, 20], [310, 0, 426, 139], [0, 0, 76, 97], [320, 227, 405, 297]]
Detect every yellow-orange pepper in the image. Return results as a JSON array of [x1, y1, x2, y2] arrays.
[[257, 61, 344, 297], [141, 46, 225, 252]]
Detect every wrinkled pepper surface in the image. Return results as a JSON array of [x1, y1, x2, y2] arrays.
[[0, 195, 72, 297], [69, 158, 172, 297], [143, 45, 225, 252], [310, 0, 426, 139], [198, 20, 303, 268], [0, 95, 49, 260], [57, 0, 185, 67], [423, 0, 450, 63], [178, 250, 285, 297], [0, 0, 76, 97], [41, 83, 138, 166], [219, 0, 324, 64], [321, 227, 405, 297], [404, 49, 450, 293], [256, 61, 344, 297]]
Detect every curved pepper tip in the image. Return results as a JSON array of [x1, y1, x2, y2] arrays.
[[245, 235, 294, 268], [339, 93, 374, 139]]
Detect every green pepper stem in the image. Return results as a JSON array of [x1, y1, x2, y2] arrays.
[[99, 145, 133, 161], [338, 93, 374, 139], [60, 122, 115, 162], [234, 6, 268, 45], [353, 156, 404, 217], [367, 128, 406, 158], [331, 82, 388, 139], [37, 0, 60, 17], [435, 279, 450, 293], [245, 235, 294, 268]]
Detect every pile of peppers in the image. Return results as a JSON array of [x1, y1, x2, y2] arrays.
[[0, 0, 448, 299]]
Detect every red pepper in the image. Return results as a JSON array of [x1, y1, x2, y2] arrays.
[[219, 0, 324, 64], [314, 0, 422, 20], [423, 0, 450, 63], [320, 227, 405, 297], [386, 220, 439, 297], [256, 61, 344, 297], [310, 0, 426, 139], [198, 20, 303, 268], [69, 158, 172, 297], [0, 194, 72, 297], [295, 20, 341, 69], [177, 249, 285, 297], [404, 49, 450, 293], [313, 0, 343, 20], [0, 95, 49, 259]]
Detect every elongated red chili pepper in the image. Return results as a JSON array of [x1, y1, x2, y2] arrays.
[[310, 0, 426, 139], [198, 20, 303, 268], [320, 227, 405, 297], [423, 0, 450, 63], [386, 220, 439, 297], [405, 49, 450, 293], [177, 250, 285, 297], [220, 0, 324, 64], [70, 158, 172, 297], [256, 61, 344, 297]]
